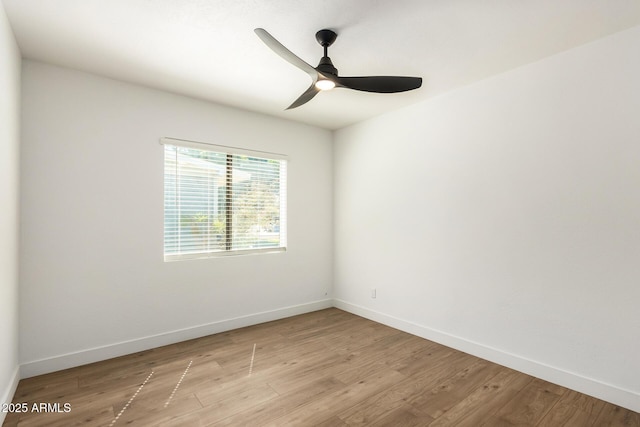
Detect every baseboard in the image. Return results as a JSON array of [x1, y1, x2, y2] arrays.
[[0, 365, 21, 425], [20, 299, 333, 379], [334, 299, 640, 413]]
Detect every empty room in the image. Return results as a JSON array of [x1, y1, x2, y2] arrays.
[[1, 1, 639, 426]]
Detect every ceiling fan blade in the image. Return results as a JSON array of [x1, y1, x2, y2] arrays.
[[255, 28, 318, 80], [336, 76, 422, 93], [286, 84, 321, 110]]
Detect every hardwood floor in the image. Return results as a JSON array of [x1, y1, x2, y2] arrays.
[[3, 308, 639, 426]]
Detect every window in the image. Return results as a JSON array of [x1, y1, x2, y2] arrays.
[[162, 137, 287, 261]]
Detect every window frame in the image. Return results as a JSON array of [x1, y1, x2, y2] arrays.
[[161, 137, 288, 261]]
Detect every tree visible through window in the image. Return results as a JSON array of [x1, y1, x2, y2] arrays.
[[163, 139, 287, 260]]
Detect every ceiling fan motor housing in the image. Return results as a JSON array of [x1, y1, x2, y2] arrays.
[[317, 56, 338, 76]]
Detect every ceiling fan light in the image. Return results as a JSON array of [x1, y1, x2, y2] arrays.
[[315, 79, 336, 91]]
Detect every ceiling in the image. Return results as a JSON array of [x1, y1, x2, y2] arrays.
[[3, 0, 640, 130]]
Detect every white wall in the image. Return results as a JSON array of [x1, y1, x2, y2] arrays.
[[334, 25, 640, 411], [0, 0, 21, 420], [19, 61, 333, 376]]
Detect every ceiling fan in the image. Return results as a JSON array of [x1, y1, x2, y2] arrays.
[[255, 28, 423, 109]]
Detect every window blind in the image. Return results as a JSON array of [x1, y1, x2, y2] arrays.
[[162, 138, 287, 261]]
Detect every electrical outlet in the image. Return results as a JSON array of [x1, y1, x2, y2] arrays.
[[371, 288, 377, 299]]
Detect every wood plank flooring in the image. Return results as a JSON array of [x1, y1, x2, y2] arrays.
[[3, 308, 639, 426]]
